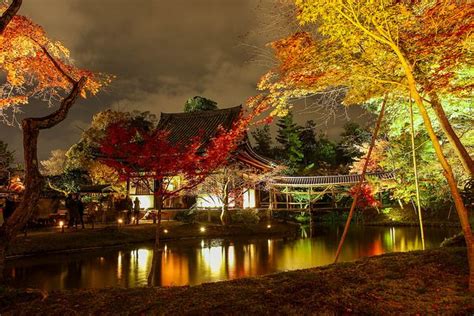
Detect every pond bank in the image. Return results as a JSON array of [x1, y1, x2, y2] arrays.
[[1, 247, 472, 314], [302, 205, 462, 228], [6, 221, 298, 258]]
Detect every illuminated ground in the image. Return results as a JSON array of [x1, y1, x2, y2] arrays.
[[1, 247, 472, 314]]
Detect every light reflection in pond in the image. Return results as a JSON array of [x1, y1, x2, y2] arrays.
[[5, 225, 459, 290]]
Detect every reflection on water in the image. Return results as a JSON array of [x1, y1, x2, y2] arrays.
[[5, 225, 458, 290]]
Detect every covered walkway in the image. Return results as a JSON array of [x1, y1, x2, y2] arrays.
[[267, 171, 396, 211]]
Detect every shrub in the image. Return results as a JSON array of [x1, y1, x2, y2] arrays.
[[230, 208, 260, 224], [174, 209, 197, 223]]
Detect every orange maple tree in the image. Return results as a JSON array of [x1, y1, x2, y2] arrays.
[[0, 0, 110, 280]]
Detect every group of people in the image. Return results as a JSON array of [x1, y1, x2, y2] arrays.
[[65, 194, 141, 228], [65, 193, 85, 229]]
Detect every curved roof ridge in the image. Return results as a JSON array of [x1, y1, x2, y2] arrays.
[[159, 105, 242, 119]]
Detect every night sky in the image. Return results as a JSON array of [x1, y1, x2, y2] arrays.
[[1, 0, 367, 161]]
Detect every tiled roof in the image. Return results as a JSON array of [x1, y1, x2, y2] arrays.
[[157, 106, 275, 170], [236, 141, 277, 171], [157, 106, 242, 145], [271, 171, 396, 187]]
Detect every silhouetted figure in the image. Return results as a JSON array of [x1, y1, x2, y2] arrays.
[[66, 194, 79, 229], [76, 194, 85, 229], [3, 197, 16, 222], [125, 196, 133, 224], [133, 197, 140, 225]]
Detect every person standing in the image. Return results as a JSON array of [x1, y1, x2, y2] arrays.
[[76, 194, 85, 229], [65, 194, 78, 229], [133, 197, 141, 225]]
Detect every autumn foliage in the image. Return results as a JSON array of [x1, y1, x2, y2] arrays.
[[349, 184, 381, 209], [97, 106, 263, 205], [0, 5, 110, 119]]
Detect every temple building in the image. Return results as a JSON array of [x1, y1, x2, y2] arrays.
[[127, 106, 275, 210]]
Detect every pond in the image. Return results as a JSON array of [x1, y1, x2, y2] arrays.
[[5, 225, 459, 290]]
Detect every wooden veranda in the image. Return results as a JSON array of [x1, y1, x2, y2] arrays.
[[267, 171, 396, 211]]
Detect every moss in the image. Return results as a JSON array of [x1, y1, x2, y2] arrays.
[[1, 247, 473, 314]]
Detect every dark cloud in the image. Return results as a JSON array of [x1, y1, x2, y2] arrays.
[[1, 0, 368, 162]]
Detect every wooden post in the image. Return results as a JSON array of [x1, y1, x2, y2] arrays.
[[267, 187, 273, 220], [409, 98, 425, 250], [331, 187, 336, 209], [285, 186, 289, 210], [334, 95, 388, 263]]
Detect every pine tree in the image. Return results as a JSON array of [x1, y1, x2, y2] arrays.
[[299, 120, 318, 166], [276, 113, 303, 167], [251, 125, 274, 158], [184, 96, 218, 112]]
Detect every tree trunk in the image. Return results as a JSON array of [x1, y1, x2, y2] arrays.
[[392, 46, 473, 290], [147, 248, 162, 287], [220, 188, 230, 225], [220, 204, 229, 226], [155, 191, 163, 251], [416, 94, 474, 289], [0, 78, 86, 282], [428, 90, 474, 177], [0, 0, 22, 33]]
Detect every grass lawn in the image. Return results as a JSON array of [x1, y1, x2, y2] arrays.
[[1, 247, 472, 315]]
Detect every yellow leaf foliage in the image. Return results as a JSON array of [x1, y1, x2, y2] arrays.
[[258, 0, 473, 115]]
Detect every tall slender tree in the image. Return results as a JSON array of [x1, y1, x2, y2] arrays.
[[258, 0, 474, 289]]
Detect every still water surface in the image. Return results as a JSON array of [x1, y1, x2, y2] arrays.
[[5, 225, 458, 290]]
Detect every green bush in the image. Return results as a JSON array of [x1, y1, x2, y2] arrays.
[[230, 209, 260, 224], [174, 209, 197, 223], [295, 212, 310, 224]]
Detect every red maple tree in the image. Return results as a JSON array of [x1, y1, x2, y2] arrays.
[[349, 184, 381, 209], [97, 105, 265, 249]]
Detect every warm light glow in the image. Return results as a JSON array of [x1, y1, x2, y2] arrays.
[[196, 194, 223, 208], [129, 248, 153, 283], [131, 216, 135, 222], [117, 251, 122, 280], [200, 226, 206, 232], [164, 229, 169, 234], [131, 195, 154, 209], [137, 249, 149, 267], [243, 188, 256, 209], [59, 221, 64, 227], [267, 224, 271, 229], [118, 218, 123, 224]]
